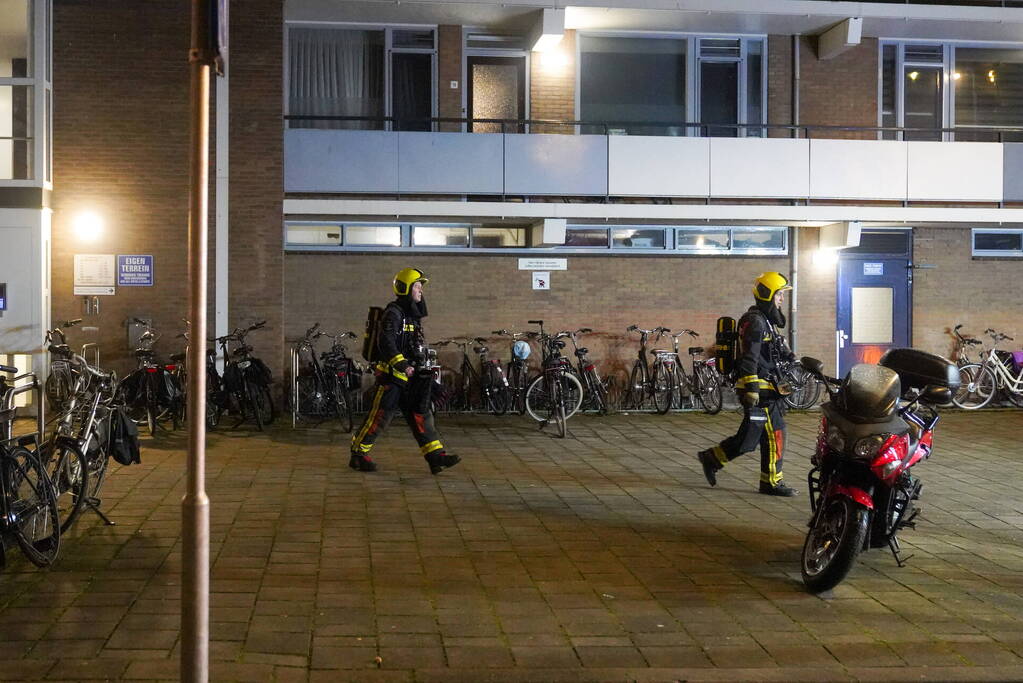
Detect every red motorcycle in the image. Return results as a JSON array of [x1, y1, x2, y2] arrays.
[[798, 349, 960, 593]]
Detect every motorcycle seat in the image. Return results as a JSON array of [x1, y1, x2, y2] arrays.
[[688, 346, 704, 355]]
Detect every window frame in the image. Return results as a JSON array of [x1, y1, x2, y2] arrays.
[[284, 22, 439, 131], [971, 228, 1023, 257], [284, 221, 789, 256], [878, 39, 1023, 141], [574, 31, 768, 137]]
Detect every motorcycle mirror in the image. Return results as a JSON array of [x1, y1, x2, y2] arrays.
[[801, 356, 825, 376]]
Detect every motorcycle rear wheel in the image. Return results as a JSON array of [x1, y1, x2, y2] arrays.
[[801, 496, 869, 593]]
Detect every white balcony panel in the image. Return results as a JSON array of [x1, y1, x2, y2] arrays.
[[608, 136, 710, 197], [709, 138, 809, 198], [285, 130, 398, 193], [809, 139, 907, 201], [907, 141, 1003, 202], [504, 134, 608, 196], [397, 132, 503, 195]]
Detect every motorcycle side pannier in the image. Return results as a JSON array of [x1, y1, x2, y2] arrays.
[[879, 348, 960, 393]]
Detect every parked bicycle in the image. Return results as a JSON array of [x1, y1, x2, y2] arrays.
[[523, 321, 583, 438], [214, 321, 275, 430], [291, 324, 357, 432], [44, 319, 83, 413], [44, 346, 121, 531], [950, 323, 983, 366], [472, 336, 511, 415], [624, 325, 673, 414], [565, 328, 611, 414], [0, 364, 60, 569], [952, 328, 1023, 409], [664, 329, 723, 414], [120, 319, 182, 436], [493, 329, 534, 415], [167, 319, 221, 430]]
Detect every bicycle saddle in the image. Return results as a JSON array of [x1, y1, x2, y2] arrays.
[[574, 347, 588, 356], [170, 352, 185, 362], [552, 340, 566, 350], [688, 346, 704, 355], [473, 345, 487, 354], [653, 349, 674, 355]]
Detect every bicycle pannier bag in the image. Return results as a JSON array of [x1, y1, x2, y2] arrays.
[[362, 306, 384, 362], [246, 358, 273, 386], [715, 316, 738, 376], [109, 405, 141, 466]]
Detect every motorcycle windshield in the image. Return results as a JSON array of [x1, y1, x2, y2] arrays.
[[838, 364, 901, 423]]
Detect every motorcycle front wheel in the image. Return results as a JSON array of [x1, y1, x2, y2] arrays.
[[801, 496, 869, 593]]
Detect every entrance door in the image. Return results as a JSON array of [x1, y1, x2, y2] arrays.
[[467, 56, 526, 133], [836, 231, 913, 377]]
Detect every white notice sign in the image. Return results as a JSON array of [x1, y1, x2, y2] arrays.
[[532, 272, 551, 290], [863, 262, 884, 276], [74, 254, 117, 295], [519, 258, 567, 271]]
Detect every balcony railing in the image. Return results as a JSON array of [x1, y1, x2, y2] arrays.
[[284, 116, 1023, 203]]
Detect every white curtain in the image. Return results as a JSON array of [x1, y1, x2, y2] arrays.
[[289, 29, 384, 129]]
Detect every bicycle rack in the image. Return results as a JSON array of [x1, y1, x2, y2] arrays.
[[290, 345, 299, 428]]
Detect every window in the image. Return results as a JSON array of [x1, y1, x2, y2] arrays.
[[0, 0, 40, 182], [565, 228, 610, 247], [579, 36, 687, 136], [577, 33, 765, 137], [972, 229, 1023, 257], [612, 228, 666, 249], [413, 226, 469, 247], [287, 26, 435, 131], [676, 226, 787, 255], [880, 41, 1023, 141], [472, 227, 526, 248], [346, 225, 403, 246], [698, 38, 765, 137], [286, 223, 342, 246]]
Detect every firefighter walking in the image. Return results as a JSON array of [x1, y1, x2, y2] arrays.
[[350, 268, 461, 475], [697, 272, 798, 497]]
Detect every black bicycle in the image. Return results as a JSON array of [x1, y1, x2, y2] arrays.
[[625, 325, 673, 414], [0, 364, 60, 568], [565, 328, 610, 414], [292, 324, 356, 432], [120, 319, 182, 436], [523, 321, 583, 438], [472, 336, 511, 415], [493, 329, 535, 416], [665, 329, 723, 415], [44, 319, 83, 414], [216, 321, 275, 430]]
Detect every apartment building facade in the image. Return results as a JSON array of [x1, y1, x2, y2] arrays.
[[2, 0, 1023, 391]]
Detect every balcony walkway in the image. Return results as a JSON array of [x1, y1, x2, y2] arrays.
[[2, 410, 1023, 681]]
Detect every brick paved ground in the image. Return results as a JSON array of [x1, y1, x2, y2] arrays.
[[2, 409, 1023, 682]]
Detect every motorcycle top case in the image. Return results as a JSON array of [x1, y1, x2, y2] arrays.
[[879, 348, 960, 393]]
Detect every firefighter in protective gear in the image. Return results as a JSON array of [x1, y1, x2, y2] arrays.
[[696, 272, 798, 496], [350, 268, 461, 475]]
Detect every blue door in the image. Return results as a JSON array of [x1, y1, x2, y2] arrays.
[[836, 257, 912, 377]]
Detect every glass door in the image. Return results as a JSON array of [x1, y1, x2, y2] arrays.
[[467, 56, 525, 133]]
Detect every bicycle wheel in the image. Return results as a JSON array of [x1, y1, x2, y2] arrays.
[[524, 374, 555, 423], [584, 367, 609, 414], [486, 366, 510, 416], [695, 364, 723, 415], [506, 362, 527, 415], [783, 365, 822, 410], [1005, 387, 1023, 408], [552, 379, 567, 438], [952, 363, 997, 410], [4, 446, 60, 567], [85, 426, 110, 501], [332, 376, 353, 433], [41, 438, 89, 534], [627, 362, 645, 409], [651, 361, 673, 415], [255, 384, 275, 426]]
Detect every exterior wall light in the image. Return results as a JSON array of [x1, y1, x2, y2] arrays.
[[530, 8, 564, 52], [73, 211, 104, 242], [908, 71, 919, 81], [813, 248, 840, 269]]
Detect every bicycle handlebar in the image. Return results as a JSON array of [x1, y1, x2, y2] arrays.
[[63, 318, 83, 328], [0, 364, 16, 374]]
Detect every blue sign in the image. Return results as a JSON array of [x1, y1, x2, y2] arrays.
[[118, 255, 154, 286]]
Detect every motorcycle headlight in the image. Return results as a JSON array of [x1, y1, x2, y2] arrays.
[[826, 424, 845, 453], [853, 435, 885, 460]]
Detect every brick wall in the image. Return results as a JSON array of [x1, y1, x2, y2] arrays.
[[51, 0, 193, 374], [767, 35, 794, 138], [227, 0, 285, 381], [799, 36, 878, 139], [282, 251, 802, 387], [912, 227, 1023, 360], [793, 227, 837, 371], [529, 30, 576, 134], [437, 25, 463, 132]]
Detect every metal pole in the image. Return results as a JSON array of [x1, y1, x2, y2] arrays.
[[183, 1, 212, 681]]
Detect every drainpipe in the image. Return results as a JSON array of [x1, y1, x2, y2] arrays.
[[789, 226, 798, 353]]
